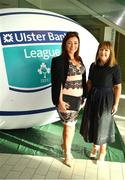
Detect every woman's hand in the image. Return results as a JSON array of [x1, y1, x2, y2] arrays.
[[111, 104, 118, 115], [58, 100, 70, 112], [80, 97, 86, 108]]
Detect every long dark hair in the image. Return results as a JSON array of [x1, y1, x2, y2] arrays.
[[61, 31, 80, 61]]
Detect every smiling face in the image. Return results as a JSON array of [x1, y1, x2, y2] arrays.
[[66, 36, 79, 56], [95, 41, 116, 67], [98, 47, 111, 64]]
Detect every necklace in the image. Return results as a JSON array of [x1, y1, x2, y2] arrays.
[[70, 59, 81, 69]]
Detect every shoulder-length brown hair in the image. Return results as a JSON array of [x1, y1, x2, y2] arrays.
[[61, 31, 80, 61], [95, 41, 117, 66]]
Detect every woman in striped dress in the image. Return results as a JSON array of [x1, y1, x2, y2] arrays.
[[51, 32, 87, 167]]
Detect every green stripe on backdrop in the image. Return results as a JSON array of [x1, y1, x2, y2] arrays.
[[0, 110, 125, 162]]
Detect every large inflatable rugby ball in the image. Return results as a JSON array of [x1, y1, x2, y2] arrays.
[[0, 8, 98, 129]]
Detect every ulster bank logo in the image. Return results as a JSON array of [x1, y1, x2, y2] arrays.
[[0, 30, 65, 92], [2, 33, 14, 43], [1, 30, 66, 45]]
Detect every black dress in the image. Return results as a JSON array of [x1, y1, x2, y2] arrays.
[[80, 62, 121, 145]]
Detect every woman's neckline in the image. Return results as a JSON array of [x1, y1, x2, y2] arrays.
[[69, 59, 81, 69]]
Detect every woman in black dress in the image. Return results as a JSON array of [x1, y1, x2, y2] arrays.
[[80, 41, 122, 163]]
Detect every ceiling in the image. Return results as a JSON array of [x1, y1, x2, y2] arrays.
[[0, 0, 125, 35], [0, 0, 18, 8]]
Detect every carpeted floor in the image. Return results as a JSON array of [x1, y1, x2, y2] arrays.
[[0, 110, 125, 162]]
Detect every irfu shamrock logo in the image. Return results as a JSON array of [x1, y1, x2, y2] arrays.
[[38, 63, 50, 78]]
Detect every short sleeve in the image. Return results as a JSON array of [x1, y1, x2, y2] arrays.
[[113, 65, 121, 85], [88, 62, 94, 80]]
